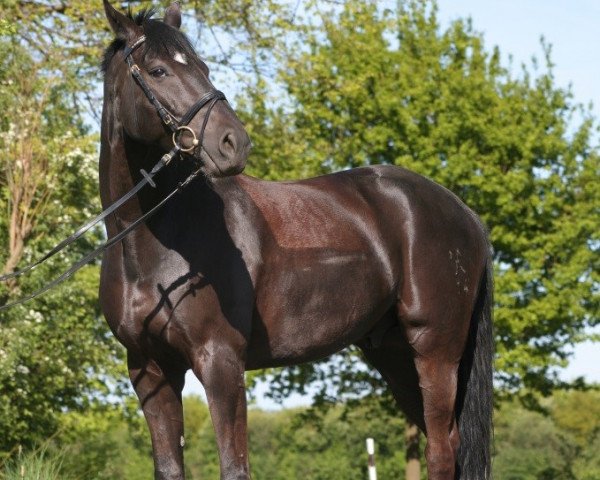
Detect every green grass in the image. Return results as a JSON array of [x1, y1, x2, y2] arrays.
[[1, 447, 69, 480]]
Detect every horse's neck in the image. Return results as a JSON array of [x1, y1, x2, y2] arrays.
[[99, 130, 174, 275], [99, 118, 223, 236], [99, 120, 155, 227], [100, 81, 157, 211]]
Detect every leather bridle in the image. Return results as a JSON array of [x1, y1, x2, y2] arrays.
[[0, 36, 227, 311], [123, 35, 226, 159]]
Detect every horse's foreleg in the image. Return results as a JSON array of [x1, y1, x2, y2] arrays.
[[128, 352, 186, 480], [193, 347, 250, 480]]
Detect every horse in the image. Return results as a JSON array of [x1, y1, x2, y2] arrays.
[[99, 2, 493, 479]]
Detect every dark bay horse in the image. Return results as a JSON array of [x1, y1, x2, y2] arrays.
[[100, 2, 493, 479]]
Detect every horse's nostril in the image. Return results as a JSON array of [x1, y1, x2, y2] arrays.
[[219, 131, 237, 158]]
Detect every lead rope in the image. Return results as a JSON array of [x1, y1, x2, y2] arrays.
[[0, 36, 224, 310], [0, 146, 178, 283]]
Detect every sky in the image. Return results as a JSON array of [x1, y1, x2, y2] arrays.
[[436, 0, 600, 119], [182, 0, 600, 404]]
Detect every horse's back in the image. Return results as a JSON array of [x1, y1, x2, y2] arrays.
[[236, 164, 487, 260]]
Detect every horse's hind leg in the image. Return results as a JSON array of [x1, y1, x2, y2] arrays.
[[128, 351, 186, 480], [403, 313, 469, 480], [412, 353, 461, 479], [357, 324, 425, 431], [359, 315, 465, 480]]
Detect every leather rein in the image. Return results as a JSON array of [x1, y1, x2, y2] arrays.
[[0, 36, 225, 311]]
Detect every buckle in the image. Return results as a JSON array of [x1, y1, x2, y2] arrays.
[[160, 147, 180, 165], [130, 64, 141, 75]]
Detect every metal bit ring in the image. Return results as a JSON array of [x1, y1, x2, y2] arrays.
[[173, 126, 199, 153]]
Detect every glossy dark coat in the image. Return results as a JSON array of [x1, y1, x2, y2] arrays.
[[100, 2, 493, 479]]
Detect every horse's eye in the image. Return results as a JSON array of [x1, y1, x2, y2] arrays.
[[150, 67, 167, 78]]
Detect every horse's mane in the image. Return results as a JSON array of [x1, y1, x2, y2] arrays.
[[101, 8, 197, 75]]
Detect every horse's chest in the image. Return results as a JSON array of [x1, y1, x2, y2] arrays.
[[103, 266, 231, 354]]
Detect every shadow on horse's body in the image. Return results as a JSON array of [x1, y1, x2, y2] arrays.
[[100, 2, 493, 479]]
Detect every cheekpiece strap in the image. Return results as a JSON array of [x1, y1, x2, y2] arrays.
[[122, 35, 178, 132], [123, 35, 146, 60], [120, 33, 225, 135]]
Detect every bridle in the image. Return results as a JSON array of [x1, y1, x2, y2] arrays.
[[123, 35, 226, 162], [0, 35, 227, 311]]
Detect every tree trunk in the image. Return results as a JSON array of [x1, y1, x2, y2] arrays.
[[405, 421, 420, 480]]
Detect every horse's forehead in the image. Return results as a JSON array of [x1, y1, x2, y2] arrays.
[[143, 45, 193, 67], [173, 52, 188, 65]]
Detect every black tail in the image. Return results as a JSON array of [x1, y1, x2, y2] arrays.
[[456, 254, 494, 479]]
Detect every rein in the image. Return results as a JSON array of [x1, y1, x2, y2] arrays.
[[0, 35, 225, 311]]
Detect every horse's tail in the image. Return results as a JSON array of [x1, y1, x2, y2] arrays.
[[456, 252, 494, 480]]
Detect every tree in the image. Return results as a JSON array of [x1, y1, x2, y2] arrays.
[[0, 0, 293, 122], [548, 390, 600, 480], [572, 431, 600, 480], [0, 36, 124, 454], [56, 400, 153, 480], [0, 19, 15, 36], [493, 402, 576, 479], [183, 396, 412, 480], [549, 390, 600, 448]]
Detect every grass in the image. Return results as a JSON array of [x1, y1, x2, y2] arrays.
[[0, 447, 69, 480]]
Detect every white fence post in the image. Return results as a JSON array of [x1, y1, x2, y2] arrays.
[[366, 437, 377, 480]]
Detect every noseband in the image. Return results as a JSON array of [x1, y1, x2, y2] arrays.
[[123, 35, 226, 160]]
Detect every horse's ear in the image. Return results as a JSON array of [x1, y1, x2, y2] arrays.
[[164, 3, 182, 29], [104, 0, 137, 40]]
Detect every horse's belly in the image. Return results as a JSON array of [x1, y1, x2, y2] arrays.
[[246, 250, 394, 369]]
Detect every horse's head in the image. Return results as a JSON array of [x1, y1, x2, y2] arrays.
[[102, 0, 251, 177]]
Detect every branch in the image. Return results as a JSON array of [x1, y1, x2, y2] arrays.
[[16, 1, 67, 16]]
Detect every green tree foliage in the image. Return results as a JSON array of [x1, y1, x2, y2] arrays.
[[572, 431, 600, 480], [493, 392, 600, 480], [0, 0, 292, 120], [0, 20, 16, 36], [0, 36, 124, 455], [243, 0, 599, 404], [2, 396, 416, 480], [548, 390, 600, 480], [549, 390, 600, 448], [182, 396, 221, 479], [494, 402, 576, 479], [55, 401, 154, 480], [0, 1, 109, 120]]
